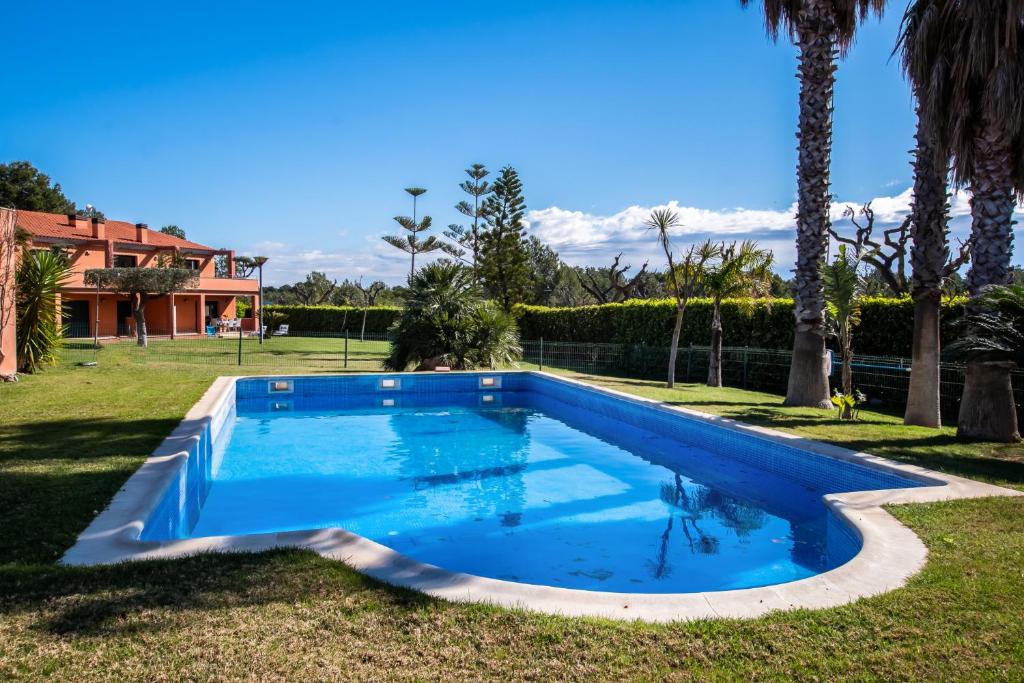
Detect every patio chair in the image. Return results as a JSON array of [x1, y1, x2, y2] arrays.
[[273, 324, 290, 336]]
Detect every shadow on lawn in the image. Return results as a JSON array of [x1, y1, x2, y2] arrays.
[[660, 405, 1024, 486], [0, 417, 181, 464], [0, 550, 433, 638]]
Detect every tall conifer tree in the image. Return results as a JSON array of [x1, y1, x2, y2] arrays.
[[478, 166, 532, 311]]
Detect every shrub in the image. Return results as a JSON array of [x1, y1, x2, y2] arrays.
[[16, 250, 72, 372], [264, 305, 401, 334], [514, 297, 968, 357], [384, 262, 521, 371]]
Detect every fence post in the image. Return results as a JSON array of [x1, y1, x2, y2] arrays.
[[344, 329, 349, 369], [743, 346, 749, 389], [237, 324, 243, 366], [539, 337, 544, 371]]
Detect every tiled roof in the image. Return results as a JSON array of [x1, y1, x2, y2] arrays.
[[15, 210, 218, 252]]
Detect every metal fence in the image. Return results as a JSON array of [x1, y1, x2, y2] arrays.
[[522, 339, 1024, 425], [58, 331, 1023, 423], [60, 329, 393, 371]]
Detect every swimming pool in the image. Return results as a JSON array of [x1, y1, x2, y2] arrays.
[[64, 372, 1020, 621]]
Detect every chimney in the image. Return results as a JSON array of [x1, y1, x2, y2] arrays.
[[135, 222, 149, 244], [68, 213, 89, 232], [91, 216, 106, 240]]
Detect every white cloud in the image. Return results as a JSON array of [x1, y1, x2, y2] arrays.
[[250, 187, 1023, 285], [524, 187, 1017, 274]]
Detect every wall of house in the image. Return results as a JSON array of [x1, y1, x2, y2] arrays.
[[174, 294, 200, 334], [63, 293, 245, 337], [0, 210, 16, 377], [55, 239, 218, 278]]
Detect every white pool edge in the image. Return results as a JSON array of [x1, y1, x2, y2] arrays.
[[61, 370, 1022, 623]]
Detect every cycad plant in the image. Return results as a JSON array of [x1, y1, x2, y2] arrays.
[[822, 244, 866, 419], [16, 249, 72, 373], [946, 284, 1024, 441], [382, 187, 443, 279], [702, 241, 774, 387], [740, 0, 885, 408], [384, 261, 521, 371]]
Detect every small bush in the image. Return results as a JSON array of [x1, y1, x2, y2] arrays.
[[264, 305, 401, 334]]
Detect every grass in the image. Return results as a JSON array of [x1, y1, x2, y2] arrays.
[[1, 358, 1023, 680], [60, 334, 392, 373]]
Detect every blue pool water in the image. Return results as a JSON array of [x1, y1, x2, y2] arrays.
[[143, 373, 926, 593]]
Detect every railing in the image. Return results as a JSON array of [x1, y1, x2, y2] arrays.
[[56, 332, 1023, 424]]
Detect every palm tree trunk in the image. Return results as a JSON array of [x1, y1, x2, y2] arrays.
[[840, 340, 853, 419], [906, 290, 942, 425], [905, 117, 950, 428], [667, 303, 685, 389], [784, 0, 836, 410], [957, 117, 1020, 442], [707, 301, 723, 387]]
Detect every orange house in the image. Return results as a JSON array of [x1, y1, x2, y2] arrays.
[[17, 210, 260, 339]]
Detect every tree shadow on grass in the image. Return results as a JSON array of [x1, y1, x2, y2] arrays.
[[660, 406, 1024, 486], [0, 417, 181, 465], [0, 550, 434, 638], [665, 399, 788, 409]]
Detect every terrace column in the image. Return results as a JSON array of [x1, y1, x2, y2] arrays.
[[170, 294, 177, 339], [198, 294, 206, 335]]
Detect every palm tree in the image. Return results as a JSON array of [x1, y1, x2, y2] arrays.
[[897, 0, 958, 428], [740, 0, 885, 408], [822, 245, 867, 418], [702, 241, 774, 387], [947, 284, 1024, 441], [899, 0, 1023, 441], [383, 187, 442, 279], [645, 209, 715, 388]]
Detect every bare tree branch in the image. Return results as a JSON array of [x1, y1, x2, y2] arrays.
[[829, 202, 909, 295]]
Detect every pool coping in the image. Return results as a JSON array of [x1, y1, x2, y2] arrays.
[[61, 370, 1022, 623]]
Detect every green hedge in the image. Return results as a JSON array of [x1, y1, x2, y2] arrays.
[[514, 297, 967, 358], [264, 305, 401, 334]]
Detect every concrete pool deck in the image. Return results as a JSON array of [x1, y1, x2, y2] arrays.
[[62, 371, 1022, 623]]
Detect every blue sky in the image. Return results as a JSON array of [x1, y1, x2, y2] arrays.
[[2, 1, 1019, 284]]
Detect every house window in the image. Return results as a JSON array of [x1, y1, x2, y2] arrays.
[[113, 255, 137, 268], [185, 259, 201, 271]]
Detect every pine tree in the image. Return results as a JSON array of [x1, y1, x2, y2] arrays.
[[443, 164, 492, 279], [478, 166, 532, 311], [382, 187, 442, 279]]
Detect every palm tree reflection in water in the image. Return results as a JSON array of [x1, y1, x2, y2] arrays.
[[650, 474, 767, 580]]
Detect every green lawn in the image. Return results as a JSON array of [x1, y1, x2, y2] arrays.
[[1, 360, 1023, 680], [60, 334, 392, 372]]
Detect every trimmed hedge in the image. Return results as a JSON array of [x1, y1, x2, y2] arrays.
[[264, 305, 401, 334], [514, 297, 967, 358]]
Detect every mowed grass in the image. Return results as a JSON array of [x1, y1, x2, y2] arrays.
[[60, 333, 392, 373], [1, 359, 1023, 681]]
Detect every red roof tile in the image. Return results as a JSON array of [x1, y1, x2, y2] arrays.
[[15, 210, 218, 252]]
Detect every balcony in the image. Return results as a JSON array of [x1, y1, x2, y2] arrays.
[[63, 271, 259, 294]]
